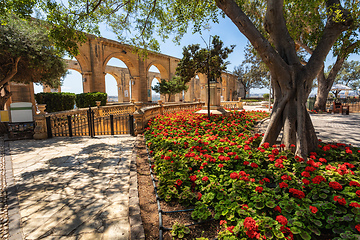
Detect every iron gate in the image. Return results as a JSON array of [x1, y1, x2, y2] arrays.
[[46, 107, 135, 138]]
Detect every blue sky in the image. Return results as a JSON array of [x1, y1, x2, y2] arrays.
[[34, 14, 360, 97]]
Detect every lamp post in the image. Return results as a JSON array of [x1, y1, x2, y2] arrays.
[[202, 36, 213, 119]]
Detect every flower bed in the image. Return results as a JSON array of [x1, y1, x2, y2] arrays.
[[144, 110, 360, 240]]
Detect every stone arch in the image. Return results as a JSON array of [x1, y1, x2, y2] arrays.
[[146, 61, 169, 81], [103, 52, 138, 78]]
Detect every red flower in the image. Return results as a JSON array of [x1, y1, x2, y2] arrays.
[[274, 206, 282, 213], [243, 217, 258, 231], [218, 164, 224, 168], [165, 156, 171, 160], [305, 166, 316, 172], [220, 220, 227, 226], [226, 226, 235, 233], [350, 202, 360, 208], [329, 181, 343, 190], [263, 142, 270, 148], [279, 182, 288, 188], [197, 192, 202, 200], [312, 176, 326, 184], [175, 179, 182, 186], [350, 181, 360, 187], [250, 162, 258, 168], [356, 224, 360, 232], [356, 190, 360, 197], [230, 172, 239, 179], [289, 188, 305, 199], [301, 171, 311, 178], [334, 195, 346, 205], [189, 175, 197, 182], [202, 176, 209, 181], [243, 161, 249, 165], [302, 179, 310, 185], [276, 215, 288, 226], [255, 186, 263, 193], [281, 175, 292, 181], [263, 178, 270, 183], [309, 206, 318, 213]]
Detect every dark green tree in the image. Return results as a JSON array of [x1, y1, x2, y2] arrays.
[[152, 77, 188, 102], [0, 14, 68, 109], [175, 35, 234, 118], [334, 60, 360, 90]]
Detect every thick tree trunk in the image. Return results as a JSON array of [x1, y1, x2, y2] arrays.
[[314, 57, 345, 111]]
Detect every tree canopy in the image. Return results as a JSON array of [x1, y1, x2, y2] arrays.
[[0, 14, 67, 109], [333, 60, 360, 90], [152, 77, 188, 102]]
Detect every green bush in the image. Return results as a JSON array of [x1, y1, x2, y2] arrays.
[[75, 92, 107, 108], [263, 93, 270, 99], [35, 92, 76, 113]]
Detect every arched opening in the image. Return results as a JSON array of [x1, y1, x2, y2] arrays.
[[148, 65, 161, 102], [105, 58, 131, 102], [105, 73, 118, 102], [61, 70, 83, 94], [151, 78, 160, 102]]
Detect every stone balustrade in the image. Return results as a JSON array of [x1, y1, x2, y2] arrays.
[[220, 97, 243, 110]]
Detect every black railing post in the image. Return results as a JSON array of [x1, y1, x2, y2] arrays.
[[110, 114, 114, 135], [129, 114, 135, 136], [91, 109, 95, 137], [67, 115, 73, 137], [87, 107, 94, 137], [46, 116, 52, 138]]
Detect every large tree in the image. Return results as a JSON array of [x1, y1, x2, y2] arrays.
[[10, 0, 355, 158], [0, 14, 68, 109], [233, 46, 269, 99], [333, 60, 360, 90]]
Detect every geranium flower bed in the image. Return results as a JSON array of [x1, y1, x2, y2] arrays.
[[144, 110, 360, 240]]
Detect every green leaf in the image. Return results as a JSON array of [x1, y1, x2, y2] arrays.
[[308, 225, 321, 236], [300, 230, 311, 240], [292, 221, 304, 228], [266, 200, 276, 208], [290, 227, 302, 234]]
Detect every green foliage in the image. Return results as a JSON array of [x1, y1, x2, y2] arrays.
[[263, 93, 270, 99], [171, 222, 190, 239], [0, 14, 67, 86], [175, 35, 235, 83], [35, 92, 75, 113], [75, 92, 107, 108], [152, 77, 188, 102], [333, 60, 360, 90]]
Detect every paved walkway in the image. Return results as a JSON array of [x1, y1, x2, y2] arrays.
[[6, 136, 138, 240]]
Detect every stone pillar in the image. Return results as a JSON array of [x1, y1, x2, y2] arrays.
[[158, 100, 164, 115], [33, 104, 47, 140], [133, 102, 144, 135], [82, 72, 92, 93]]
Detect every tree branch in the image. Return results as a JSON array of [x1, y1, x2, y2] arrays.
[[140, 0, 157, 37], [0, 57, 21, 87], [215, 0, 289, 77], [305, 0, 352, 79], [264, 0, 299, 66]]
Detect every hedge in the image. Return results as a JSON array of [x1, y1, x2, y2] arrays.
[[35, 92, 76, 113], [75, 92, 107, 108]]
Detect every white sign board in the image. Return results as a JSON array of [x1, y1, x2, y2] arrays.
[[10, 102, 34, 123]]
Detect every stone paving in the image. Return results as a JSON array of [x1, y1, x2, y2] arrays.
[[8, 136, 135, 240]]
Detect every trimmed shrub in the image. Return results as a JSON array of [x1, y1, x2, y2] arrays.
[[75, 92, 107, 108], [263, 93, 270, 99], [35, 92, 76, 113]]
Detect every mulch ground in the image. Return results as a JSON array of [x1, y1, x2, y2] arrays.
[[136, 136, 219, 240]]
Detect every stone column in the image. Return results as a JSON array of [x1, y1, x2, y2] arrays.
[[158, 100, 164, 115], [133, 102, 144, 135], [82, 72, 92, 93]]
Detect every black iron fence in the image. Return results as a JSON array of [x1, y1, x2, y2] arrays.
[[46, 107, 135, 138], [307, 98, 360, 113]]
